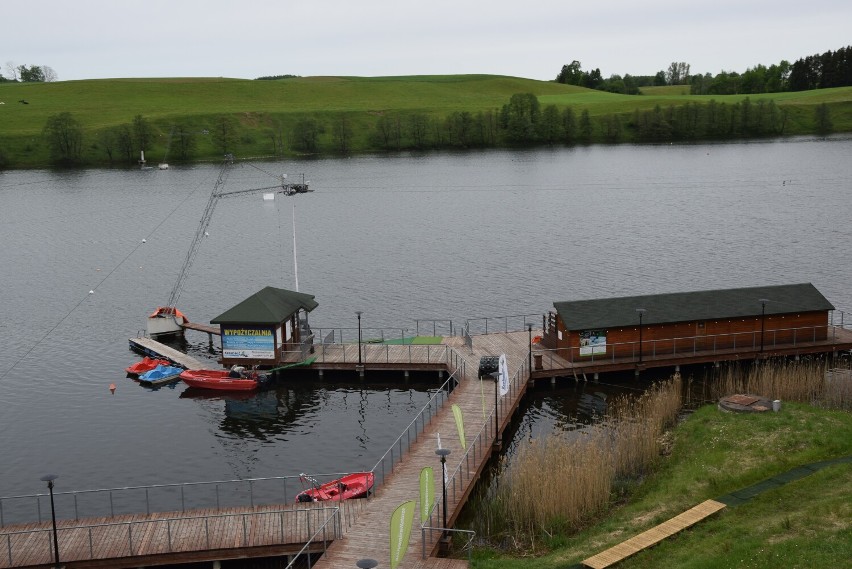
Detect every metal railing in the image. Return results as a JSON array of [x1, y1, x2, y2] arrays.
[[305, 342, 450, 365], [536, 324, 845, 368], [0, 474, 359, 529], [419, 357, 527, 557], [284, 506, 342, 569], [369, 356, 467, 490], [3, 507, 339, 567], [465, 313, 541, 336]]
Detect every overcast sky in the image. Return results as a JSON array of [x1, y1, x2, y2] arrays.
[[4, 0, 851, 82]]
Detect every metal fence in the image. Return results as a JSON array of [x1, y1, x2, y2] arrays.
[[1, 475, 358, 529], [2, 507, 340, 568], [369, 357, 467, 490]]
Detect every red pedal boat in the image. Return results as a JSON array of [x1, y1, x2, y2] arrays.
[[126, 356, 171, 377], [295, 472, 375, 502], [179, 369, 261, 391]]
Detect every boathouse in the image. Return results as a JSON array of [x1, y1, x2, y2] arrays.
[[542, 283, 835, 363], [211, 286, 318, 368]]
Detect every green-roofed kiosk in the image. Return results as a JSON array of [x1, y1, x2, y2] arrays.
[[211, 286, 318, 368], [541, 283, 834, 364]]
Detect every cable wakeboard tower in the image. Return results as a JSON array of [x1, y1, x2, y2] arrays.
[[146, 155, 312, 338]]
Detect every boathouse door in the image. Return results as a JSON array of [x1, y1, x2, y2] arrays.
[[695, 321, 708, 352]]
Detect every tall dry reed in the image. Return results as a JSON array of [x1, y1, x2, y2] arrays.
[[481, 376, 682, 547], [709, 358, 851, 409]]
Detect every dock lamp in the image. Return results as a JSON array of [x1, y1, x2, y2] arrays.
[[40, 474, 60, 568], [759, 299, 770, 353], [356, 559, 378, 569], [636, 308, 646, 364], [435, 448, 451, 538], [356, 311, 363, 366], [527, 323, 533, 379]]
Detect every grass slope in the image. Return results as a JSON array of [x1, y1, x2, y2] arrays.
[[2, 75, 851, 167], [472, 403, 852, 569]]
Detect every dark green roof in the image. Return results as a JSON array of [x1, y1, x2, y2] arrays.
[[554, 283, 833, 331], [211, 286, 318, 325]]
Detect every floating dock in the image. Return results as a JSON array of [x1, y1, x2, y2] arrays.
[[128, 337, 214, 370]]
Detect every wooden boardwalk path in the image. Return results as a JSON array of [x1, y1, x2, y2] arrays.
[[310, 331, 534, 569], [0, 501, 367, 569], [581, 500, 727, 569]]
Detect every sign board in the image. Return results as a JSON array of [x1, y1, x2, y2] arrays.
[[222, 327, 275, 359]]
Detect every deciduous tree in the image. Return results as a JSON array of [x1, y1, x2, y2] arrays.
[[43, 112, 83, 164]]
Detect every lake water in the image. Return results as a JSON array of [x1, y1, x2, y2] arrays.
[[1, 137, 851, 511]]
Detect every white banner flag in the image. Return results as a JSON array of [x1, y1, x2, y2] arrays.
[[498, 353, 509, 396]]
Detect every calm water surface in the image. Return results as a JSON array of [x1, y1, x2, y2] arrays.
[[1, 137, 851, 504]]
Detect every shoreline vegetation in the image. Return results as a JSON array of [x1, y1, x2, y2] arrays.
[[1, 75, 851, 169], [468, 359, 851, 568]]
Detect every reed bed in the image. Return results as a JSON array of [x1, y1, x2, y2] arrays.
[[474, 376, 682, 549], [709, 358, 852, 410]]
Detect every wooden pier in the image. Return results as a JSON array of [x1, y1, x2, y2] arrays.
[[24, 324, 846, 568]]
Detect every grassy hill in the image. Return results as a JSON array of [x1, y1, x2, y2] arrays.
[[1, 75, 851, 168]]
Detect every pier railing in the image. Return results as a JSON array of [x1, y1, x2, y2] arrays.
[[2, 506, 340, 568], [0, 475, 362, 529], [369, 354, 467, 490], [464, 313, 541, 336], [420, 356, 528, 556], [534, 324, 849, 370]]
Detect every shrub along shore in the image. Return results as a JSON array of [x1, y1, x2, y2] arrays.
[[1, 75, 851, 168], [469, 360, 852, 568]]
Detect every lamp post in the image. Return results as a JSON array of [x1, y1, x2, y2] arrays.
[[40, 474, 60, 568], [435, 448, 451, 538], [527, 323, 533, 379], [356, 559, 378, 569], [355, 311, 363, 366], [759, 299, 770, 353], [636, 308, 646, 364]]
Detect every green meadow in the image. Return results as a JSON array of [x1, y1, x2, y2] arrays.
[[1, 75, 851, 167]]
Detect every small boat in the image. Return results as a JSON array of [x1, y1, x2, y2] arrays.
[[126, 356, 172, 377], [295, 472, 375, 502], [138, 364, 184, 386], [179, 369, 261, 391]]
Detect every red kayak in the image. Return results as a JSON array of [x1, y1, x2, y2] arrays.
[[179, 369, 260, 391], [126, 356, 171, 377], [295, 472, 374, 502]]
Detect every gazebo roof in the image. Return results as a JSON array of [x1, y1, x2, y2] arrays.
[[211, 286, 318, 325]]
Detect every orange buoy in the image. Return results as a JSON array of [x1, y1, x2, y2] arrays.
[[109, 383, 116, 394]]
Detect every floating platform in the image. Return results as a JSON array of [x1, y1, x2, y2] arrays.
[[128, 337, 215, 370]]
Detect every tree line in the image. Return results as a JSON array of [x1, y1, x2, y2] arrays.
[[556, 45, 852, 96], [32, 91, 835, 167]]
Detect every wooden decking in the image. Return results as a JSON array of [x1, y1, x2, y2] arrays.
[[128, 337, 214, 370], [581, 499, 726, 568], [0, 501, 364, 569]]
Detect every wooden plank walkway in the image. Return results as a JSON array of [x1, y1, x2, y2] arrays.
[[128, 337, 214, 370], [310, 331, 534, 569], [581, 499, 727, 569], [0, 501, 367, 569]]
